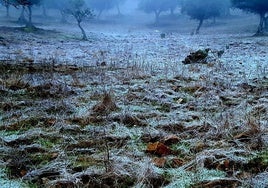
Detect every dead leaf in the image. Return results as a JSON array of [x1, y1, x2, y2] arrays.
[[51, 152, 59, 159], [20, 170, 27, 176], [146, 142, 172, 156], [163, 135, 180, 145], [45, 119, 56, 126], [224, 160, 230, 169], [152, 157, 166, 168], [170, 158, 184, 168], [216, 160, 230, 171]]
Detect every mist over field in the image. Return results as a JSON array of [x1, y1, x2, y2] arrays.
[[0, 0, 268, 187]]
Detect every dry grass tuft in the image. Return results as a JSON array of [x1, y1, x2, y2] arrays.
[[92, 92, 118, 115]]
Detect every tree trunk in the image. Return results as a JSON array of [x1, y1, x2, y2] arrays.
[[212, 16, 216, 24], [26, 5, 34, 28], [196, 18, 203, 34], [257, 12, 265, 34], [170, 8, 174, 16], [116, 3, 122, 16], [97, 10, 103, 19], [78, 21, 87, 40], [154, 10, 161, 24], [5, 5, 10, 18], [221, 6, 231, 17], [42, 5, 47, 18], [60, 10, 67, 23], [28, 6, 32, 24], [264, 16, 268, 31], [18, 7, 27, 24]]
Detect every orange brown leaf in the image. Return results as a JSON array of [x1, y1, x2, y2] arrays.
[[170, 158, 184, 168], [152, 157, 166, 168], [146, 142, 172, 156]]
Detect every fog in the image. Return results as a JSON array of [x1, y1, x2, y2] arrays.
[[0, 0, 262, 35]]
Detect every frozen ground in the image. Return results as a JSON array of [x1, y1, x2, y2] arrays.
[[1, 13, 267, 79], [0, 12, 268, 187]]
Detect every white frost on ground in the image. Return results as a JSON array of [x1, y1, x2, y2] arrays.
[[0, 169, 24, 188], [1, 19, 267, 81], [0, 11, 267, 188]]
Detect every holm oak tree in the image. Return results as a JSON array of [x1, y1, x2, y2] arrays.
[[232, 0, 268, 35]]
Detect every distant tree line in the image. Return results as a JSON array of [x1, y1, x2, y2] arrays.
[[1, 0, 268, 36], [0, 0, 94, 39], [138, 0, 268, 35]]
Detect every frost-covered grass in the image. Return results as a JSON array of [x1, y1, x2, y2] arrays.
[[164, 168, 226, 188], [0, 169, 26, 188], [0, 13, 268, 187]]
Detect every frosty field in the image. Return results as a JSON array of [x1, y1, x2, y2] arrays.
[[0, 13, 268, 187]]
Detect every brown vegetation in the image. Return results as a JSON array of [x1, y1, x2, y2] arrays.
[[0, 21, 268, 187]]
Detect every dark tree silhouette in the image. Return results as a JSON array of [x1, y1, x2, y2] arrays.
[[138, 0, 179, 24], [86, 0, 126, 19], [181, 0, 227, 34], [17, 6, 27, 24], [19, 0, 41, 27], [114, 0, 126, 16], [0, 0, 11, 17], [6, 0, 41, 28], [232, 0, 268, 35], [86, 0, 113, 18], [64, 0, 93, 40], [40, 0, 70, 23], [41, 0, 68, 23]]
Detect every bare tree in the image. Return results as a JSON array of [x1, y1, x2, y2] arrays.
[[181, 0, 227, 34], [64, 0, 93, 40], [138, 0, 179, 24], [5, 0, 41, 28]]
